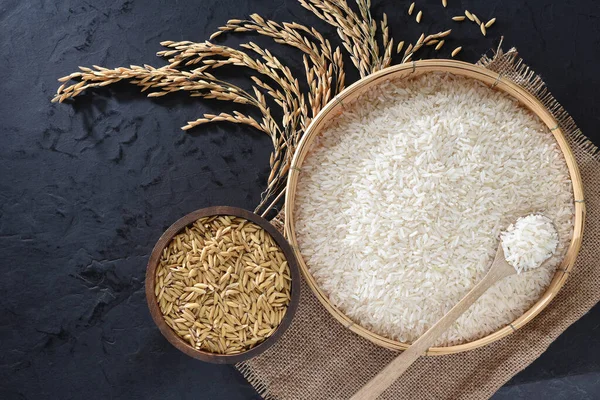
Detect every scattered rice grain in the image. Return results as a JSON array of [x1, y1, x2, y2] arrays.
[[396, 41, 405, 54], [485, 18, 496, 28]]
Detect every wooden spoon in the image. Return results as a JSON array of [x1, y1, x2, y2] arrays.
[[350, 244, 516, 400]]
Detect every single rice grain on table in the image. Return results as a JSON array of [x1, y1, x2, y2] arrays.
[[294, 72, 574, 346]]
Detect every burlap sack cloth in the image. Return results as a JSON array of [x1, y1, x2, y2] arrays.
[[236, 47, 600, 400]]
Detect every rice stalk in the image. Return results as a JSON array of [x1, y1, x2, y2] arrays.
[[403, 30, 452, 63], [53, 0, 490, 218], [298, 0, 391, 77], [210, 15, 346, 126]]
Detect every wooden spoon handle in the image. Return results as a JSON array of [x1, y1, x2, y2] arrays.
[[350, 252, 514, 400]]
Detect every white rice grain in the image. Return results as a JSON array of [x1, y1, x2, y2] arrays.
[[502, 214, 559, 273], [294, 73, 574, 346]]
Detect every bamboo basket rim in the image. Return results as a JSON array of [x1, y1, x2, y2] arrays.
[[284, 59, 585, 355]]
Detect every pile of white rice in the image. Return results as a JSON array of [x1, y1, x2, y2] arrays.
[[294, 73, 574, 346], [502, 214, 559, 274]]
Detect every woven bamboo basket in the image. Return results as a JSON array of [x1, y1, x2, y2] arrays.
[[284, 59, 585, 355]]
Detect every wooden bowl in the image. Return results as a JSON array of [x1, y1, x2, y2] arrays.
[[145, 206, 301, 363], [284, 60, 585, 355]]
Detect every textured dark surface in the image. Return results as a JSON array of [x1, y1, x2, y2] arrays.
[[0, 0, 599, 399]]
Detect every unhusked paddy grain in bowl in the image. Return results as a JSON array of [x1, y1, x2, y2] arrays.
[[294, 72, 574, 346], [154, 215, 292, 354]]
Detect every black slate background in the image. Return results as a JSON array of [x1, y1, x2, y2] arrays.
[[1, 0, 599, 399]]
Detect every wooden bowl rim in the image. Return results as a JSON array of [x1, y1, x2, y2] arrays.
[[145, 206, 301, 364], [284, 59, 585, 355]]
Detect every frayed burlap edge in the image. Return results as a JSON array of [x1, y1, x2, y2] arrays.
[[235, 46, 600, 400], [477, 42, 599, 160]]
